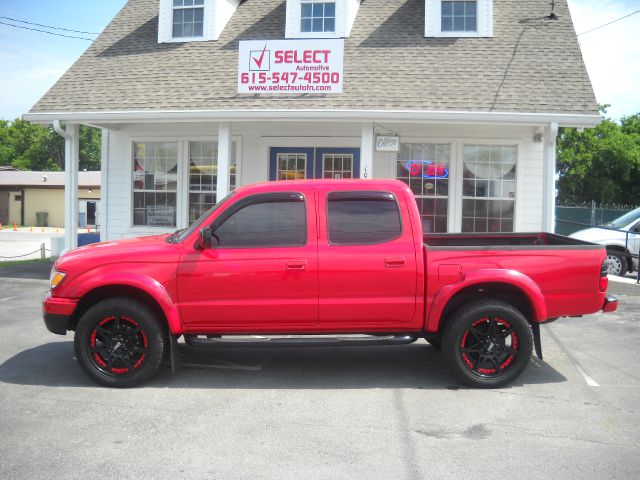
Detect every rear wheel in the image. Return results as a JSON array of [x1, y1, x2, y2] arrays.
[[74, 297, 165, 388], [605, 250, 627, 277], [443, 300, 533, 388]]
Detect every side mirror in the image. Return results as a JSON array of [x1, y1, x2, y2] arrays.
[[198, 227, 212, 249]]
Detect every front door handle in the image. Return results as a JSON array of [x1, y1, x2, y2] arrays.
[[385, 257, 406, 267], [286, 260, 307, 270]]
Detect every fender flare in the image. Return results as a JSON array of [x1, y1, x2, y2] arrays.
[[69, 273, 183, 335], [426, 269, 548, 332]]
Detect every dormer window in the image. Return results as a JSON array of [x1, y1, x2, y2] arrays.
[[172, 0, 204, 38], [286, 0, 360, 39], [425, 0, 492, 37], [441, 1, 476, 32], [158, 0, 239, 43], [301, 1, 336, 33]]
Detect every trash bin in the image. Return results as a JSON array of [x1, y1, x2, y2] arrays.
[[78, 212, 87, 228], [36, 211, 48, 227]]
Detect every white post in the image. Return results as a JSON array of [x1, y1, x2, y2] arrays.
[[99, 128, 109, 241], [64, 123, 80, 252], [360, 124, 374, 179], [542, 122, 559, 232], [216, 122, 231, 201]]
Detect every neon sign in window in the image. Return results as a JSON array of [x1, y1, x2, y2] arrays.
[[402, 160, 449, 179]]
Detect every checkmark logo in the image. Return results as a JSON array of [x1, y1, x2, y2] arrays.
[[250, 44, 270, 71]]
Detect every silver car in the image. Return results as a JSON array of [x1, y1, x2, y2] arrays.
[[570, 207, 640, 276]]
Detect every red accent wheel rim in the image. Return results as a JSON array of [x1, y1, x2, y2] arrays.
[[88, 315, 149, 376], [460, 316, 520, 377]]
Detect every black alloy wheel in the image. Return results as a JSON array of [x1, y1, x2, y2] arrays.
[[443, 300, 533, 388], [74, 297, 165, 388]]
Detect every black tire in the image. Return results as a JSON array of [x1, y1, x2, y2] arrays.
[[605, 250, 627, 277], [442, 299, 533, 388], [74, 297, 165, 388]]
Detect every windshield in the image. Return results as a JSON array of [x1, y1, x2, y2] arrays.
[[602, 207, 640, 229], [166, 192, 235, 243]]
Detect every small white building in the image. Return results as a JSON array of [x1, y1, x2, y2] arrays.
[[24, 0, 600, 250]]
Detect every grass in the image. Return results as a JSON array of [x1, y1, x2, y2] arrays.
[[0, 258, 51, 268]]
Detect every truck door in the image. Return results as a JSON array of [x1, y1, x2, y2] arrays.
[[317, 186, 420, 330], [177, 187, 318, 331]]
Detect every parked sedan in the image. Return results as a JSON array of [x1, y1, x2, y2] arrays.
[[570, 207, 640, 276]]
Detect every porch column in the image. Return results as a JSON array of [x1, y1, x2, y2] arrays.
[[216, 122, 231, 200], [542, 122, 559, 232], [360, 124, 374, 179]]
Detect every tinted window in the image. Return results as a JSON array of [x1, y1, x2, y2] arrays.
[[214, 194, 306, 248], [327, 191, 402, 245]]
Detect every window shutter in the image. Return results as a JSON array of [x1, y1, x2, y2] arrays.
[[158, 0, 173, 43]]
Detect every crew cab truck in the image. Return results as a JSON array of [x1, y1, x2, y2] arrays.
[[43, 180, 618, 388]]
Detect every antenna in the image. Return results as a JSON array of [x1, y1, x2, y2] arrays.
[[547, 0, 558, 20]]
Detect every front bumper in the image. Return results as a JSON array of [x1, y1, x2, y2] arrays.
[[42, 291, 77, 335], [603, 294, 618, 313]]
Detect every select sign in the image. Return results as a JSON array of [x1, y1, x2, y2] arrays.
[[238, 39, 344, 94]]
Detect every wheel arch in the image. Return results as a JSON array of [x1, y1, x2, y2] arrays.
[[70, 282, 182, 335], [605, 245, 632, 272], [426, 271, 547, 334]]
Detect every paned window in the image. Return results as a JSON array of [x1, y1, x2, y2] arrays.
[[301, 1, 336, 33], [214, 194, 307, 248], [441, 1, 477, 32], [322, 153, 353, 179], [397, 143, 450, 233], [277, 153, 307, 180], [173, 0, 204, 38], [133, 142, 178, 227], [188, 141, 238, 223], [327, 192, 402, 245], [462, 144, 517, 233]]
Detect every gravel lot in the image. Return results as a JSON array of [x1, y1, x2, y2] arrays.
[[0, 273, 638, 480]]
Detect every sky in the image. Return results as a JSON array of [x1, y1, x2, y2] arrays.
[[0, 0, 638, 121]]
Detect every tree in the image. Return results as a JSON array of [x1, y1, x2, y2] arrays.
[[0, 119, 100, 171], [556, 110, 640, 205]]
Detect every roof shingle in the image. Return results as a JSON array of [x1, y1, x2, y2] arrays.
[[29, 0, 598, 115]]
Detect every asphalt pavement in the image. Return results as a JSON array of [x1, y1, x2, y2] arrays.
[[0, 269, 638, 479]]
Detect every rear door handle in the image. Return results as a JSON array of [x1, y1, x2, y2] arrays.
[[385, 257, 406, 267], [286, 260, 307, 270]]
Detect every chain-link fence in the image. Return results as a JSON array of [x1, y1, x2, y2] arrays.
[[555, 202, 634, 235]]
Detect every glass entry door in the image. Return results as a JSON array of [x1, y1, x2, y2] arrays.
[[269, 147, 360, 181]]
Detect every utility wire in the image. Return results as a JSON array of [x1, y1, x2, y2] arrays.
[[0, 20, 95, 41], [0, 16, 99, 35], [578, 9, 640, 36]]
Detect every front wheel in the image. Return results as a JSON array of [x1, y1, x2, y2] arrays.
[[442, 300, 533, 388], [74, 297, 165, 388]]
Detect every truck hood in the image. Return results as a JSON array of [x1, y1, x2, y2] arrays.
[[55, 234, 180, 272]]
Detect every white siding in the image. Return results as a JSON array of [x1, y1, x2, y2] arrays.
[[214, 0, 240, 40], [346, 0, 361, 36], [104, 122, 545, 240]]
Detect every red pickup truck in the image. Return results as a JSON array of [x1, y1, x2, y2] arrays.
[[43, 179, 617, 388]]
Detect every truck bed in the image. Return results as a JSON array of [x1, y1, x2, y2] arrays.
[[423, 232, 599, 249]]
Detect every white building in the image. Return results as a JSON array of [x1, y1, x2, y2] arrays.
[[24, 0, 600, 250]]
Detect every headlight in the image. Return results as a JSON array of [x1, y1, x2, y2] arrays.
[[49, 269, 66, 289]]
